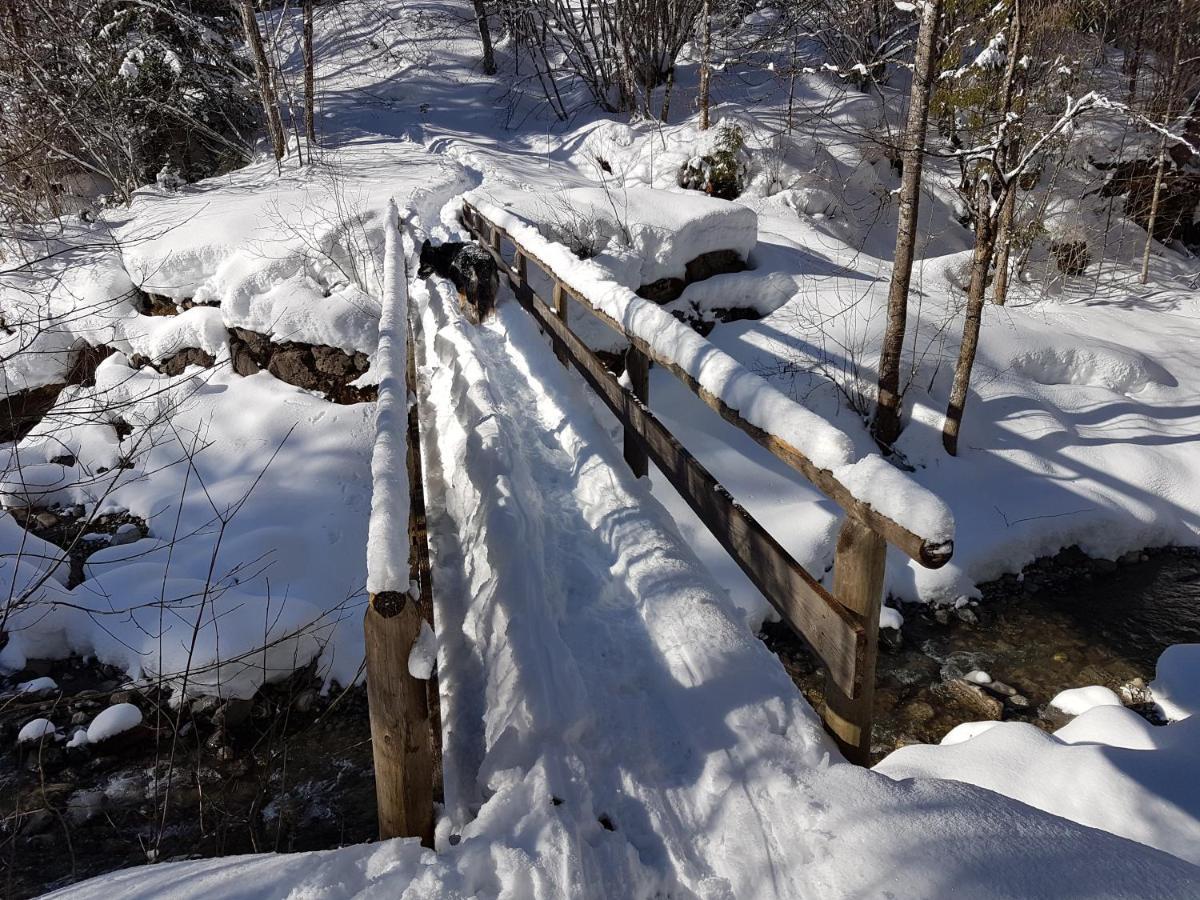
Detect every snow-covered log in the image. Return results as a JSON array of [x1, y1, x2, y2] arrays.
[[365, 200, 411, 596]]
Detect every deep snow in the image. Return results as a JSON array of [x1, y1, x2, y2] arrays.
[[7, 0, 1200, 895]]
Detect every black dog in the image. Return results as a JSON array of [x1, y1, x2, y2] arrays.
[[418, 239, 499, 324]]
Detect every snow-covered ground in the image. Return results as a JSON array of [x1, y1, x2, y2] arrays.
[[8, 0, 1200, 895]]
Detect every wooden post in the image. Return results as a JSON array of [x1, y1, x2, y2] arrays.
[[363, 317, 436, 845], [551, 282, 569, 367], [624, 346, 649, 478], [515, 251, 527, 289], [821, 516, 887, 765], [364, 592, 434, 845]]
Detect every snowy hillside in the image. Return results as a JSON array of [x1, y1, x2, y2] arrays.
[[4, 0, 1200, 896]]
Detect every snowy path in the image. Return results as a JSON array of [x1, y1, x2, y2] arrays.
[[402, 267, 1200, 899], [414, 272, 840, 897]]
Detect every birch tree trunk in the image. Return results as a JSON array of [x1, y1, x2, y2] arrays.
[[991, 122, 1024, 306], [698, 0, 712, 130], [303, 0, 316, 145], [871, 0, 942, 450], [238, 0, 286, 161]]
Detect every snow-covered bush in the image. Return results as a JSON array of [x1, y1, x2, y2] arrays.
[[538, 196, 619, 260], [1049, 237, 1091, 276], [156, 163, 187, 194], [678, 123, 748, 200], [0, 0, 256, 213]]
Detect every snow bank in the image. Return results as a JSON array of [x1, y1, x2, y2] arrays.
[[115, 142, 471, 356], [4, 353, 374, 695], [1050, 685, 1123, 716], [1151, 644, 1200, 722], [472, 183, 757, 285], [877, 647, 1200, 865], [0, 226, 137, 396]]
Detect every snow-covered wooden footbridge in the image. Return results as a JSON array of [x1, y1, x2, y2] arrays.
[[362, 195, 956, 856]]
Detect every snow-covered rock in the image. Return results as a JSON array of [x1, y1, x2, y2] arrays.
[[87, 704, 143, 743], [1049, 685, 1123, 717], [17, 718, 58, 743]]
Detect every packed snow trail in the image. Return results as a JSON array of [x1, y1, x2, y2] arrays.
[[415, 269, 840, 898], [401, 264, 1200, 898]]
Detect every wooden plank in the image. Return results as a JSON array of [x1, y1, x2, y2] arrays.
[[821, 517, 887, 764], [551, 282, 568, 367], [489, 255, 866, 696], [624, 346, 650, 478], [364, 592, 434, 845], [462, 203, 952, 570], [406, 321, 442, 792], [515, 250, 527, 289]]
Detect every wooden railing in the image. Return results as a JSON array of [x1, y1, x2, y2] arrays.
[[363, 202, 436, 843], [461, 200, 953, 763]]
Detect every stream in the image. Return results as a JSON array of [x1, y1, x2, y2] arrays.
[[763, 545, 1200, 764]]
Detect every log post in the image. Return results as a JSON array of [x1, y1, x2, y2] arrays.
[[551, 282, 569, 366], [363, 316, 436, 845], [364, 592, 434, 845], [821, 516, 887, 765], [624, 346, 650, 478]]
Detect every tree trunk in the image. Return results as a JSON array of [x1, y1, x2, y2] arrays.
[[238, 0, 286, 161], [698, 0, 712, 130], [303, 0, 316, 146], [941, 0, 1023, 454], [990, 183, 1018, 304], [943, 178, 999, 456], [871, 0, 941, 450], [472, 0, 496, 75], [1126, 5, 1144, 105], [1140, 6, 1184, 284], [992, 122, 1026, 306], [660, 65, 675, 122]]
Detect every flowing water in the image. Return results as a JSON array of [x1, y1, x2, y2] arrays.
[[763, 546, 1200, 764]]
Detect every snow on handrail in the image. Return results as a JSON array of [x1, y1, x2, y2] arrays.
[[365, 199, 410, 595], [463, 196, 954, 568]]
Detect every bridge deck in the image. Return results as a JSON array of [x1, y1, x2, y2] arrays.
[[411, 271, 838, 897]]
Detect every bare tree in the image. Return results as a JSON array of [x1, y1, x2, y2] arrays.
[[472, 0, 497, 75], [303, 0, 317, 145], [872, 0, 942, 450], [698, 0, 712, 129], [1139, 0, 1187, 284], [238, 0, 287, 162]]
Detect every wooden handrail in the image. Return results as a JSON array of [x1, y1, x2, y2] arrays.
[[462, 202, 952, 570], [461, 200, 954, 763], [363, 204, 436, 843]]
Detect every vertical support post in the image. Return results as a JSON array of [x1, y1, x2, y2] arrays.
[[623, 346, 650, 478], [364, 592, 434, 845], [551, 282, 569, 367], [821, 516, 886, 765], [363, 314, 435, 845], [490, 223, 501, 255], [515, 251, 527, 289]]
